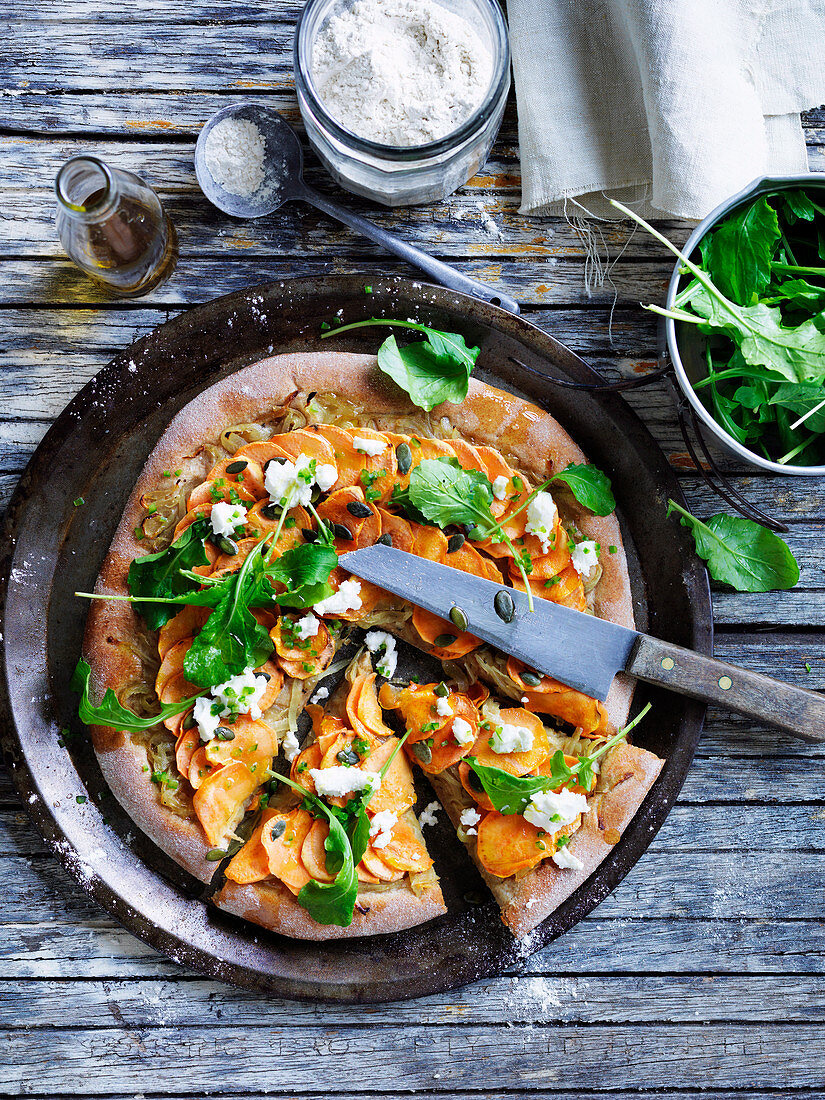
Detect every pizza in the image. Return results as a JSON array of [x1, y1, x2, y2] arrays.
[[77, 349, 663, 941]]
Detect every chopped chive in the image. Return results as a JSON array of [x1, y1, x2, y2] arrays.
[[73, 497, 84, 507]]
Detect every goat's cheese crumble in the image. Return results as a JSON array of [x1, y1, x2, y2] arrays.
[[459, 806, 481, 835], [313, 578, 362, 616], [452, 715, 475, 746], [524, 788, 589, 833], [365, 629, 398, 677], [353, 435, 388, 456], [489, 722, 535, 754], [435, 695, 454, 717], [418, 800, 441, 827], [264, 454, 337, 508], [194, 667, 269, 741], [525, 491, 558, 552], [296, 612, 321, 640], [369, 809, 398, 848], [210, 501, 247, 537], [310, 766, 381, 799], [570, 539, 599, 578], [552, 845, 584, 870], [492, 475, 509, 500]]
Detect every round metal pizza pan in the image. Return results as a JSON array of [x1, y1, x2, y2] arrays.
[[0, 276, 711, 1003]]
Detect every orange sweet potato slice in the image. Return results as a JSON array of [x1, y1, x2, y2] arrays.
[[158, 606, 208, 661], [209, 536, 262, 579], [445, 437, 485, 472], [411, 606, 482, 659], [270, 617, 335, 680], [458, 760, 495, 811], [192, 761, 259, 846], [224, 808, 280, 885], [471, 708, 551, 775], [188, 746, 215, 791], [376, 508, 414, 552], [360, 845, 404, 882], [360, 736, 416, 815], [518, 525, 571, 579], [379, 820, 433, 873], [520, 688, 609, 736], [175, 723, 200, 777], [315, 486, 373, 550], [347, 672, 395, 739], [290, 742, 322, 794], [261, 807, 313, 894], [204, 453, 267, 499], [203, 715, 277, 771], [267, 429, 337, 470], [313, 425, 364, 491], [356, 862, 382, 885], [301, 819, 335, 883], [158, 672, 201, 733], [155, 638, 192, 698], [187, 479, 258, 510], [420, 697, 480, 775], [231, 440, 292, 470], [245, 502, 310, 541], [475, 811, 548, 878]]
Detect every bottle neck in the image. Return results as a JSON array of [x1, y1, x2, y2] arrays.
[[55, 156, 120, 222]]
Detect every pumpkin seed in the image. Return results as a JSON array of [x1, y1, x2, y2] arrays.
[[396, 441, 413, 475], [412, 742, 432, 764], [217, 536, 238, 556], [269, 819, 287, 840], [261, 503, 279, 520], [226, 459, 248, 474], [337, 748, 360, 766], [332, 523, 354, 542], [301, 527, 317, 543], [521, 669, 543, 687], [346, 500, 373, 519], [494, 589, 515, 623], [446, 532, 465, 554], [434, 681, 449, 697], [264, 456, 287, 471], [449, 605, 469, 632], [206, 848, 228, 862], [183, 712, 197, 730], [215, 727, 236, 741], [434, 632, 458, 647], [376, 533, 393, 546], [260, 672, 272, 682]]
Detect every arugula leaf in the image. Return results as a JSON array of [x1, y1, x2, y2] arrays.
[[295, 800, 359, 926], [405, 457, 495, 533], [266, 542, 338, 608], [667, 499, 799, 592], [763, 278, 825, 312], [779, 190, 818, 224], [183, 542, 274, 688], [550, 463, 615, 516], [127, 519, 211, 630], [71, 657, 205, 732], [466, 707, 650, 815], [768, 383, 825, 433], [321, 318, 480, 411], [700, 195, 780, 304]]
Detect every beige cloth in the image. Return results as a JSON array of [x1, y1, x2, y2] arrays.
[[509, 0, 825, 221]]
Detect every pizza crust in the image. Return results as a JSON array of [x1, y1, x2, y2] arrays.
[[84, 349, 645, 941]]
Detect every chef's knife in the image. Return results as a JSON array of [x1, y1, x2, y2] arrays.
[[339, 544, 825, 742]]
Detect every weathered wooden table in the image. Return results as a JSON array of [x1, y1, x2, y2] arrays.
[[3, 3, 825, 1095]]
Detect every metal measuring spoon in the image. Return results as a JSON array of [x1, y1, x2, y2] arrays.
[[194, 103, 520, 315]]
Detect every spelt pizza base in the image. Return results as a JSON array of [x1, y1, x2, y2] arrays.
[[84, 349, 641, 940]]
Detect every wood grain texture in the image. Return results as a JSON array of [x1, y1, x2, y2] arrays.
[[2, 0, 824, 1092]]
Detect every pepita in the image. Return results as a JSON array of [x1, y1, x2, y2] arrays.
[[215, 727, 236, 741], [395, 441, 413, 475], [261, 502, 279, 520], [449, 605, 469, 632], [446, 532, 465, 554], [226, 459, 248, 475], [412, 742, 432, 764], [434, 632, 458, 648], [376, 533, 393, 546], [269, 820, 287, 840], [218, 536, 238, 556], [346, 500, 373, 519], [494, 589, 515, 623], [521, 669, 543, 687], [332, 523, 354, 542]]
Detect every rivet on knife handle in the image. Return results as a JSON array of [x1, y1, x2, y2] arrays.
[[628, 635, 825, 742]]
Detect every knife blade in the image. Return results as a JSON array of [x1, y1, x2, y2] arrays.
[[338, 543, 825, 742], [339, 543, 637, 701]]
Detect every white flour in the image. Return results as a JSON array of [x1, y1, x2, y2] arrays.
[[203, 117, 266, 197], [311, 0, 493, 147]]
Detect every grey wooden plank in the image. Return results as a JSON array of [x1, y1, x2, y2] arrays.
[[13, 1095, 822, 1100], [1, 974, 823, 1027], [6, 0, 304, 20], [1, 915, 820, 980], [0, 1022, 821, 1093]]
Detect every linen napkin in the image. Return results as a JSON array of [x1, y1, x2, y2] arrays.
[[508, 0, 825, 221]]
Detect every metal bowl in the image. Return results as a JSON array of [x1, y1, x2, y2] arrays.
[[665, 172, 825, 475]]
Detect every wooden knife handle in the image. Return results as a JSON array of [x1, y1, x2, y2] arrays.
[[627, 634, 825, 742]]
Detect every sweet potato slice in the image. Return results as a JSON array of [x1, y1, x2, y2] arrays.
[[379, 820, 433, 873], [261, 807, 313, 895], [347, 672, 395, 739], [520, 688, 609, 736], [188, 746, 215, 791], [360, 845, 404, 882], [412, 606, 482, 659], [360, 736, 416, 815], [210, 536, 262, 579], [245, 502, 310, 542], [471, 708, 551, 774], [290, 742, 322, 794], [376, 508, 414, 552], [444, 437, 485, 472], [475, 811, 547, 878], [204, 453, 267, 499], [419, 697, 480, 775], [313, 425, 364, 492], [458, 760, 495, 811], [158, 606, 208, 661], [316, 486, 373, 551], [187, 479, 258, 510], [175, 723, 200, 777], [268, 429, 337, 470], [301, 819, 335, 883], [155, 638, 192, 698], [516, 562, 586, 612], [224, 808, 280, 885], [158, 672, 201, 733], [193, 761, 259, 847], [518, 525, 571, 579], [232, 440, 292, 470], [203, 715, 277, 771], [270, 617, 335, 680]]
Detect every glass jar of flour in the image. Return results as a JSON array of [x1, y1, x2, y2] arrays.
[[294, 0, 510, 207]]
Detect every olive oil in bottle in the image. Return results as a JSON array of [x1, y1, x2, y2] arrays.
[[55, 156, 177, 296]]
